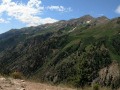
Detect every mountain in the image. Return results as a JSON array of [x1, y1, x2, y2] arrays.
[[0, 15, 120, 89]]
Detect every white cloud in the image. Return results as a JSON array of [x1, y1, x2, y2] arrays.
[[0, 18, 9, 23], [0, 0, 58, 26], [47, 5, 72, 12], [27, 0, 42, 8], [115, 5, 120, 14]]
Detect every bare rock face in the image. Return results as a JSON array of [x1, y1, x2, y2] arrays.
[[93, 61, 120, 89]]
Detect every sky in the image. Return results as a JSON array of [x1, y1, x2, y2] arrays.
[[0, 0, 120, 34]]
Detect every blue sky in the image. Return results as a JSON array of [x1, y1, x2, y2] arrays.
[[0, 0, 120, 34]]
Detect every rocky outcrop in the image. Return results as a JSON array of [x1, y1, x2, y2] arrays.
[[93, 61, 120, 89]]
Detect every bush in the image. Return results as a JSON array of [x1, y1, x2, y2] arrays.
[[11, 71, 23, 79], [92, 83, 99, 90]]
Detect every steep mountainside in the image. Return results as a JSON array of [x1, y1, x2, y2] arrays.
[[0, 15, 120, 89]]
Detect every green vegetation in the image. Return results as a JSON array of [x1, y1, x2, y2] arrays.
[[0, 15, 120, 89], [92, 83, 100, 90], [11, 71, 23, 79]]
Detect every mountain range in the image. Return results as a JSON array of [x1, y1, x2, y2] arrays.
[[0, 15, 120, 89]]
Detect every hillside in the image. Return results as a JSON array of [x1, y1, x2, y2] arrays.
[[0, 15, 120, 89]]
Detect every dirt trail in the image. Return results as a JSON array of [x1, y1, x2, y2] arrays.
[[0, 76, 75, 90], [26, 81, 75, 90]]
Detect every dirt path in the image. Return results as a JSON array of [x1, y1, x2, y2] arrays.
[[0, 76, 75, 90], [26, 81, 75, 90]]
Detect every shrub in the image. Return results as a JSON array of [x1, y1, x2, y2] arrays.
[[92, 83, 99, 90], [11, 71, 23, 79]]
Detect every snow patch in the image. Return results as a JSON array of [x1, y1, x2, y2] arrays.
[[86, 20, 91, 24], [69, 27, 76, 33]]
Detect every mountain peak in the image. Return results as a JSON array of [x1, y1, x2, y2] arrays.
[[95, 16, 109, 24], [79, 15, 94, 20], [81, 15, 94, 18], [97, 16, 109, 20], [67, 15, 95, 25]]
